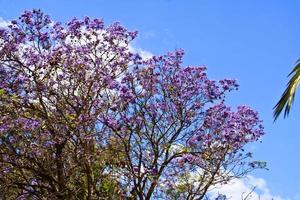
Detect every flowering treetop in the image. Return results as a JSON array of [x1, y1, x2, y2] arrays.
[[0, 9, 264, 200]]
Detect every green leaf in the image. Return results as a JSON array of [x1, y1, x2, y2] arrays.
[[273, 60, 300, 121], [0, 89, 5, 96]]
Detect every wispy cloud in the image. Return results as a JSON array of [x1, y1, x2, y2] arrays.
[[0, 17, 8, 28], [210, 175, 284, 200], [128, 45, 153, 60]]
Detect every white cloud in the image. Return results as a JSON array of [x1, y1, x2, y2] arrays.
[[210, 175, 284, 200], [128, 45, 153, 60], [0, 17, 8, 28]]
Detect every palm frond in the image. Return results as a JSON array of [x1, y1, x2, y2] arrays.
[[273, 60, 300, 121]]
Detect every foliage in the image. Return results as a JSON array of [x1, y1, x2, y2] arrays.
[[0, 10, 265, 200], [274, 59, 300, 120]]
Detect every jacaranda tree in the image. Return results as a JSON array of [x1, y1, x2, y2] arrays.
[[0, 10, 265, 200]]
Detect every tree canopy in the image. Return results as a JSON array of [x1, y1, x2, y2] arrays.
[[0, 10, 265, 200]]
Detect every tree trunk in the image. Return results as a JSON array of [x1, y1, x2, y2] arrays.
[[56, 144, 66, 199]]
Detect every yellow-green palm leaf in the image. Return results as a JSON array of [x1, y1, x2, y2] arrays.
[[274, 59, 300, 120]]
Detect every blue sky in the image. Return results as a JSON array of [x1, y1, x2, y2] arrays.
[[1, 0, 300, 199]]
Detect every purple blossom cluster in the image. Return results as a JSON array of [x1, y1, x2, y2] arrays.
[[187, 102, 264, 150]]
